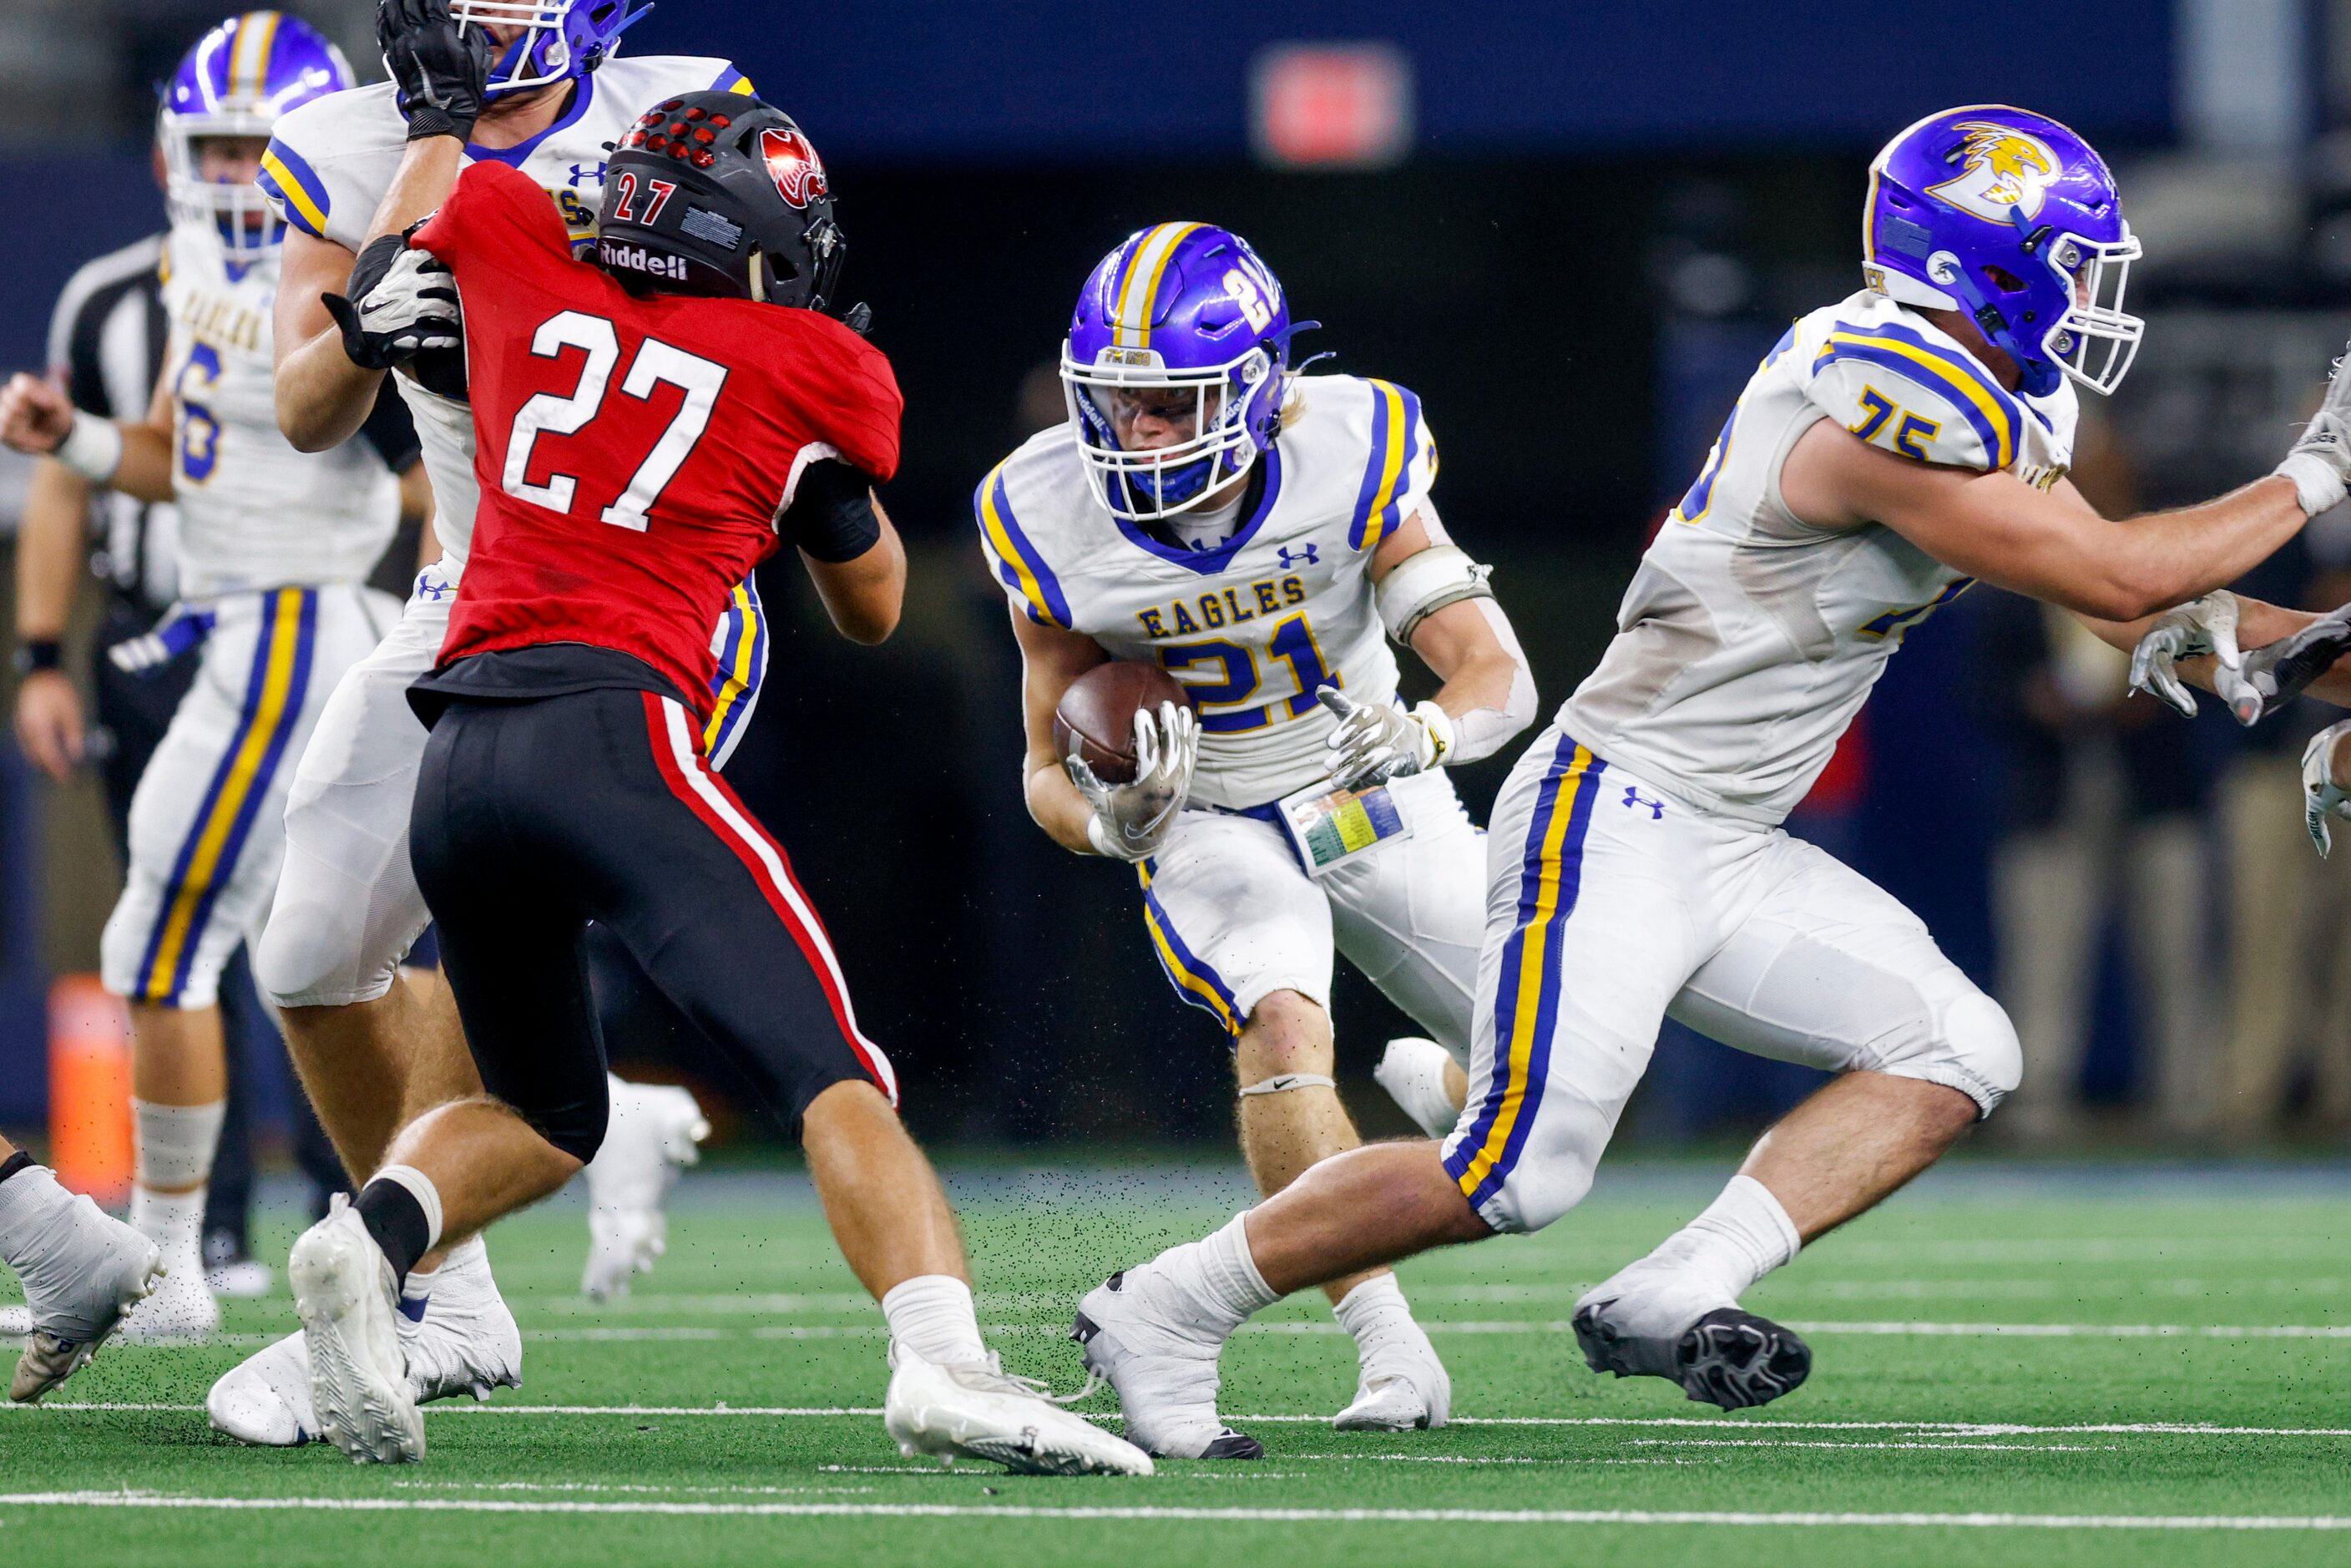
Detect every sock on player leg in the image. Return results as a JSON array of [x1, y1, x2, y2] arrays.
[[1146, 1212, 1281, 1336], [130, 1097, 225, 1271], [1647, 1175, 1802, 1300], [1332, 1272, 1415, 1355], [880, 1275, 988, 1366], [356, 1166, 445, 1288], [0, 1161, 69, 1271]]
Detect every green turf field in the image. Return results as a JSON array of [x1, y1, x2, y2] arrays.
[[2, 1158, 2346, 1565]]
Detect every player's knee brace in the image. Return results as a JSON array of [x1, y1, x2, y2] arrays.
[[1873, 989, 2022, 1117]]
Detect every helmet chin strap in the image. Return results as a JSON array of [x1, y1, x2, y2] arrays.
[[748, 247, 766, 303]]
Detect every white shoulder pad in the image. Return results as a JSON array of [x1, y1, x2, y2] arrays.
[[1805, 316, 2028, 474], [973, 438, 1077, 630], [1326, 376, 1438, 553], [260, 85, 405, 254]]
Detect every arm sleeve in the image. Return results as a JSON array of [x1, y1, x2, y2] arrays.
[[1804, 331, 2025, 473], [358, 376, 423, 472], [257, 134, 341, 245], [805, 326, 904, 483], [1349, 379, 1438, 551]]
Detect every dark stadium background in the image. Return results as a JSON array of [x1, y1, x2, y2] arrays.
[[8, 0, 2343, 1154]]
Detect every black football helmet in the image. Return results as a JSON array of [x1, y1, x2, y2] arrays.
[[594, 91, 847, 311]]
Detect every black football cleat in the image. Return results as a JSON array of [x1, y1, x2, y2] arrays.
[[1573, 1300, 1812, 1412]]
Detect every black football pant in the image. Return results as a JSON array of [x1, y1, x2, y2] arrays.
[[409, 685, 894, 1163]]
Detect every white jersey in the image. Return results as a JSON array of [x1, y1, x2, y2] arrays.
[[979, 374, 1438, 810], [159, 230, 400, 598], [259, 56, 751, 570], [1562, 290, 2078, 825]]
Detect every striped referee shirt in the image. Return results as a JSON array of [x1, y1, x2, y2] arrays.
[[46, 232, 178, 615]]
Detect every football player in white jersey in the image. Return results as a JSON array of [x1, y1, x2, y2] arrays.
[[198, 0, 747, 1444], [983, 224, 1537, 1453], [1063, 106, 2351, 1451], [0, 13, 422, 1346]]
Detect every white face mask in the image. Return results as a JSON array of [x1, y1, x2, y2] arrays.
[[1059, 341, 1274, 524]]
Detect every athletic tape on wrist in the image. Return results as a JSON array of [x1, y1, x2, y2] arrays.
[[54, 415, 124, 483], [2278, 452, 2348, 518], [1237, 1072, 1337, 1096]]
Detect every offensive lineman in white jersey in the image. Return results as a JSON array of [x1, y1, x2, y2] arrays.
[[983, 224, 1537, 1453], [200, 0, 749, 1444], [1066, 106, 2351, 1449], [0, 13, 423, 1346]]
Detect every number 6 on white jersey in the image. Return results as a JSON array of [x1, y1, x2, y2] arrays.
[[502, 309, 729, 533]]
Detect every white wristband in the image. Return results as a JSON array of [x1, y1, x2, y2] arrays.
[[2276, 452, 2348, 518], [1409, 701, 1457, 766], [53, 415, 124, 483]]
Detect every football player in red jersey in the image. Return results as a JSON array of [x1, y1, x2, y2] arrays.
[[282, 92, 1151, 1478]]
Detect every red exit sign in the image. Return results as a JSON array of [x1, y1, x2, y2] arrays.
[[1251, 43, 1415, 169]]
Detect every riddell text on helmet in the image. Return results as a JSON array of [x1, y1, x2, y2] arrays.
[[597, 240, 690, 281]]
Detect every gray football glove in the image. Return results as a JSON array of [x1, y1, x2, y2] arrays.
[[2276, 340, 2351, 517], [2302, 721, 2351, 857], [1317, 685, 1454, 791], [2228, 608, 2351, 726], [324, 234, 461, 372], [2127, 593, 2257, 722], [1067, 701, 1197, 862]]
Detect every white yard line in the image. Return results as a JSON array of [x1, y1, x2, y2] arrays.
[[2, 1493, 2348, 1530], [22, 1403, 2351, 1438]]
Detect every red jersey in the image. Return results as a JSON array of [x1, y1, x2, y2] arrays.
[[414, 160, 902, 720]]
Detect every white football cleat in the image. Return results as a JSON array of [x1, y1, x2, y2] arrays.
[[1572, 1258, 1812, 1412], [1333, 1311, 1450, 1432], [581, 1077, 708, 1300], [114, 1252, 219, 1346], [209, 1236, 520, 1448], [1374, 1037, 1464, 1140], [1, 1167, 163, 1402], [1071, 1270, 1259, 1459], [884, 1346, 1151, 1476], [288, 1196, 422, 1463]]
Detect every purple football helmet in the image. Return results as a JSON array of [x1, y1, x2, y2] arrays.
[[1061, 223, 1300, 524], [1866, 105, 2142, 396], [160, 13, 353, 262], [453, 0, 650, 101]]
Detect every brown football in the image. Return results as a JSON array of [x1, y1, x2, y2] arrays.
[[1054, 660, 1191, 785]]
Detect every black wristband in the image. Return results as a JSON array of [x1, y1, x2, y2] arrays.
[[0, 1150, 34, 1186], [403, 104, 475, 144], [14, 639, 63, 675], [781, 459, 883, 563]]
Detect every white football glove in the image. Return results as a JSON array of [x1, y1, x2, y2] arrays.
[[2276, 340, 2351, 517], [2302, 721, 2351, 857], [1317, 685, 1454, 792], [1067, 701, 1197, 862], [323, 234, 462, 371], [2128, 593, 2259, 722]]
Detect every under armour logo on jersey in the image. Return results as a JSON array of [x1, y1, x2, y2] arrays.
[[1623, 787, 1665, 819], [414, 571, 452, 602], [1278, 544, 1321, 569], [567, 162, 608, 187]]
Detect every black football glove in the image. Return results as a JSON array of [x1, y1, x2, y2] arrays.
[[378, 0, 493, 143], [324, 233, 463, 372], [2230, 607, 2351, 725]]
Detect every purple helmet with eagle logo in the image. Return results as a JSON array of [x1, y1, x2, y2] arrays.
[[1060, 223, 1305, 524], [451, 0, 650, 102], [1865, 105, 2142, 397], [160, 12, 353, 263]]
